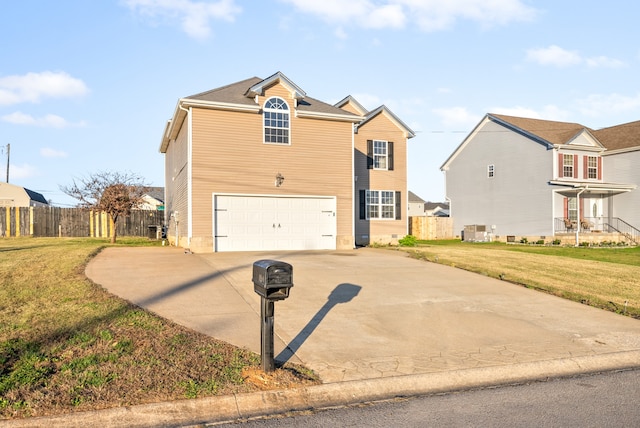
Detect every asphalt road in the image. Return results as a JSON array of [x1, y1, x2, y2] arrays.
[[213, 369, 640, 427]]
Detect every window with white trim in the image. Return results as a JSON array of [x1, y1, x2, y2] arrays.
[[366, 190, 395, 219], [587, 156, 598, 179], [487, 164, 495, 178], [373, 140, 388, 169], [263, 97, 289, 144], [562, 154, 574, 178]]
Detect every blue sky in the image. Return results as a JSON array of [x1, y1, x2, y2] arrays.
[[2, 0, 640, 206]]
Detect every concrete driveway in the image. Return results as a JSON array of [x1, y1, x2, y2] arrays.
[[86, 246, 640, 383]]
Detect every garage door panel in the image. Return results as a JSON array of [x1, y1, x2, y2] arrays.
[[214, 195, 336, 252]]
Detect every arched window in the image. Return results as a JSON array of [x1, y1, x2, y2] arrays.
[[263, 97, 290, 144]]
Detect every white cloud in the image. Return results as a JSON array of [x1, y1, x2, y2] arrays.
[[8, 163, 38, 180], [281, 0, 536, 32], [585, 56, 625, 69], [577, 93, 640, 117], [40, 148, 69, 158], [398, 0, 537, 31], [526, 45, 582, 68], [334, 27, 348, 39], [526, 45, 625, 69], [122, 0, 241, 39], [0, 71, 89, 106], [1, 111, 86, 128], [432, 106, 481, 128]]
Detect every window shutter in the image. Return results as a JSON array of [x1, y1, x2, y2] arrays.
[[583, 156, 588, 179], [388, 142, 394, 171], [597, 157, 602, 180], [563, 197, 569, 218], [558, 153, 563, 177], [573, 155, 578, 178], [367, 140, 373, 169], [395, 191, 401, 220], [359, 190, 366, 220]]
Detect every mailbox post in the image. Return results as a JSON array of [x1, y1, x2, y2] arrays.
[[252, 260, 293, 372]]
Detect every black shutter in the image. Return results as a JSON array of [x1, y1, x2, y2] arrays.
[[395, 191, 401, 220], [388, 142, 394, 170], [367, 140, 373, 169], [359, 190, 366, 220]]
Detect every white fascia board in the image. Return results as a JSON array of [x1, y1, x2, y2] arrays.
[[440, 114, 492, 171], [181, 99, 261, 113], [296, 110, 364, 122], [602, 146, 640, 156]]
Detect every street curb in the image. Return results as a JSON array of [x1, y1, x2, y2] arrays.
[[4, 350, 640, 428]]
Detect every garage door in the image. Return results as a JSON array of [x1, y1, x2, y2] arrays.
[[214, 195, 337, 252]]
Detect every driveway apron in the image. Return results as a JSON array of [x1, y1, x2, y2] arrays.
[[85, 246, 640, 383]]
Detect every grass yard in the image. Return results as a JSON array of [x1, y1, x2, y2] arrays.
[[401, 240, 640, 318], [0, 237, 318, 420]]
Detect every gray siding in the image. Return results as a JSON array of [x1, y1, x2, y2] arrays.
[[604, 150, 640, 229], [445, 120, 554, 237]]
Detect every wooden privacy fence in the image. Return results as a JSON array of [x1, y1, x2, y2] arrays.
[[1, 206, 164, 238], [409, 216, 454, 240]]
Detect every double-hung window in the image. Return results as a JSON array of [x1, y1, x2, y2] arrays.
[[587, 156, 598, 179], [263, 97, 289, 144], [562, 154, 574, 178], [373, 140, 388, 169], [367, 140, 394, 170], [366, 190, 395, 219]]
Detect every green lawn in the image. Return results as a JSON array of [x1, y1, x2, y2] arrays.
[[400, 240, 640, 318], [0, 237, 317, 420]]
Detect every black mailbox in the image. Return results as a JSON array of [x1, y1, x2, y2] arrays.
[[252, 260, 293, 301]]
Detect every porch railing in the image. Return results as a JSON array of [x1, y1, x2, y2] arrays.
[[554, 217, 639, 244], [604, 218, 639, 245]]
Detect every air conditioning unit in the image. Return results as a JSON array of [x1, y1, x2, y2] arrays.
[[463, 224, 488, 242]]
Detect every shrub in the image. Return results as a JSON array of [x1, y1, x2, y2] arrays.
[[519, 237, 528, 244], [398, 235, 418, 247]]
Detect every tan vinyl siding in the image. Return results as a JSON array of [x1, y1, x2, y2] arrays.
[[164, 122, 189, 246], [355, 112, 408, 244], [189, 83, 354, 251], [339, 101, 364, 116]]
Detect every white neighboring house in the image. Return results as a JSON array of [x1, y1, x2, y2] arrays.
[[0, 183, 49, 207], [424, 202, 450, 217], [139, 187, 164, 210], [441, 114, 639, 243], [408, 191, 427, 217]]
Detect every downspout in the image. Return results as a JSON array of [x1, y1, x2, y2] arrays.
[[575, 186, 587, 246], [351, 123, 356, 248], [178, 103, 192, 250]]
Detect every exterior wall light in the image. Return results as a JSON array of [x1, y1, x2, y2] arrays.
[[275, 173, 285, 187]]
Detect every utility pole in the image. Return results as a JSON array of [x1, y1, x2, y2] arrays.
[[5, 143, 9, 183]]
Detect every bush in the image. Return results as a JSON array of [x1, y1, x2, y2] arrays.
[[536, 240, 545, 245], [520, 237, 528, 244], [398, 235, 418, 247]]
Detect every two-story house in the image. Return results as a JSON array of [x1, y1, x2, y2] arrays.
[[159, 72, 414, 252], [440, 114, 638, 243]]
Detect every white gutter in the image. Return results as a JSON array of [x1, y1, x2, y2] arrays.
[[296, 110, 364, 122]]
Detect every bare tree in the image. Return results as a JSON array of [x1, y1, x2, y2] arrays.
[[61, 171, 149, 243]]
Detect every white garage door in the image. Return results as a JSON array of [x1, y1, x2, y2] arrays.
[[214, 195, 337, 252]]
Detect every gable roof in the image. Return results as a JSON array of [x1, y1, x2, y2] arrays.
[[442, 113, 640, 170], [592, 120, 640, 152], [334, 95, 369, 116], [490, 114, 590, 147], [144, 186, 164, 203], [408, 191, 426, 203], [357, 105, 416, 139], [161, 72, 362, 152]]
